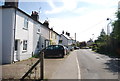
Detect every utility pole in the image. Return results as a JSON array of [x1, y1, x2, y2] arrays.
[[92, 34, 94, 41], [75, 33, 76, 45]]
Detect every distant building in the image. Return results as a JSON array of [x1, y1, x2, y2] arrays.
[[60, 34, 72, 46], [87, 39, 93, 47], [60, 34, 74, 51], [50, 28, 60, 45]]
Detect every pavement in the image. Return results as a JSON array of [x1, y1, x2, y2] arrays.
[[45, 51, 79, 79], [2, 58, 41, 79]]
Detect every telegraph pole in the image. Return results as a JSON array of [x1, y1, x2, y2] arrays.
[[75, 33, 76, 46], [75, 33, 76, 42]]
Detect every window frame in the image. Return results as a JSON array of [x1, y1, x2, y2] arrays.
[[23, 18, 29, 30], [23, 40, 28, 51]]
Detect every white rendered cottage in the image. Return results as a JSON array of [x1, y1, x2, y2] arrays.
[[1, 5, 50, 64]]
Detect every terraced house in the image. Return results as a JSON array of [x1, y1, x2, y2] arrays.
[[49, 28, 60, 45], [1, 1, 77, 64], [1, 2, 51, 64]]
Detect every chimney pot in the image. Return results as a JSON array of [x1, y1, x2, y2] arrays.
[[31, 11, 39, 21], [4, 0, 19, 8]]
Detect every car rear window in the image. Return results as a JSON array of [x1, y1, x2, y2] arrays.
[[54, 45, 63, 50], [47, 45, 64, 50]]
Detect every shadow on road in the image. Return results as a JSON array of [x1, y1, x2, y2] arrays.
[[44, 57, 64, 59], [104, 58, 120, 73]]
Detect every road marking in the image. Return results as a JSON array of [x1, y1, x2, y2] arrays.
[[76, 57, 81, 79]]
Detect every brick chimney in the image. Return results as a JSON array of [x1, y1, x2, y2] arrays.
[[43, 20, 49, 27], [4, 0, 19, 8], [31, 11, 39, 21]]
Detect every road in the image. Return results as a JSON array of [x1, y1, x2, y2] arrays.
[[45, 49, 119, 79], [77, 49, 119, 79], [2, 49, 119, 80]]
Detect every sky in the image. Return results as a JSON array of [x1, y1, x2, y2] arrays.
[[1, 0, 119, 42]]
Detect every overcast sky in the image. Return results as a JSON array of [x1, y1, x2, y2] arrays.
[[2, 0, 119, 42]]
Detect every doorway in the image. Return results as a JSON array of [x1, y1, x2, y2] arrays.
[[14, 39, 20, 61]]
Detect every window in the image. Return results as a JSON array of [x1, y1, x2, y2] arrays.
[[37, 29, 40, 34], [36, 25, 40, 34], [55, 34, 57, 39], [51, 32, 53, 38], [24, 18, 28, 29], [23, 40, 27, 50], [59, 40, 62, 43]]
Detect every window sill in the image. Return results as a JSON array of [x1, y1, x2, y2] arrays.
[[37, 32, 40, 34], [22, 50, 27, 53], [23, 28, 28, 30]]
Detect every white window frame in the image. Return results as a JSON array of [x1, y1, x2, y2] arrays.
[[37, 28, 40, 34], [23, 18, 28, 30], [36, 24, 40, 34], [23, 40, 27, 51]]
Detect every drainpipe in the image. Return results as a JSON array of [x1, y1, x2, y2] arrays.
[[12, 8, 17, 63]]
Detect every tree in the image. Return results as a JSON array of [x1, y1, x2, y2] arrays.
[[110, 11, 120, 57], [95, 29, 107, 43], [112, 11, 120, 42], [92, 11, 120, 57], [79, 41, 87, 48]]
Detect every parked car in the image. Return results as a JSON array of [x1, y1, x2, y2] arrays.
[[44, 45, 67, 58], [64, 46, 70, 54], [74, 46, 80, 50], [68, 46, 74, 51]]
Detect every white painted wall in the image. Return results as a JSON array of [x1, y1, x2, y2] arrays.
[[40, 25, 50, 48], [1, 8, 15, 64], [1, 7, 51, 64], [56, 34, 60, 45], [68, 39, 73, 45], [60, 34, 73, 47], [15, 10, 34, 60], [61, 34, 68, 46], [41, 25, 49, 39], [33, 22, 41, 54]]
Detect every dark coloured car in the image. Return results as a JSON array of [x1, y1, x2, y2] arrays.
[[74, 46, 80, 50], [44, 45, 66, 58]]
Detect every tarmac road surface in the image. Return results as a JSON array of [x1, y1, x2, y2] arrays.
[[77, 49, 119, 79]]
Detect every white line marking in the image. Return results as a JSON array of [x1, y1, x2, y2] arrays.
[[76, 57, 81, 79]]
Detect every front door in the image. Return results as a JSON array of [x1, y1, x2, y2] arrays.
[[14, 40, 20, 61]]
